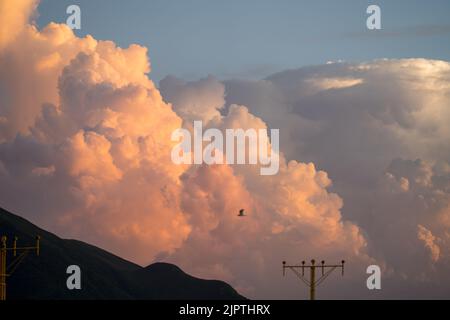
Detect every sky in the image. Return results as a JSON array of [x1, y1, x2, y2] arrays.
[[35, 0, 450, 82], [1, 0, 450, 300]]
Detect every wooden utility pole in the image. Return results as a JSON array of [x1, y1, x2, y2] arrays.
[[0, 235, 40, 300], [283, 259, 345, 300]]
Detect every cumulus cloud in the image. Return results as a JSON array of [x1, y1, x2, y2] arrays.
[[222, 59, 450, 296], [0, 0, 369, 299], [0, 0, 190, 261]]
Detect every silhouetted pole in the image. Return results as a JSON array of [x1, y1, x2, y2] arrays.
[[310, 260, 315, 300], [283, 259, 345, 300], [0, 235, 40, 300]]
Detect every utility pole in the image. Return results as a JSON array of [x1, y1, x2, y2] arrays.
[[282, 259, 345, 300], [0, 235, 40, 300]]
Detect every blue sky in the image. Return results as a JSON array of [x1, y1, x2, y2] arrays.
[[36, 0, 450, 82]]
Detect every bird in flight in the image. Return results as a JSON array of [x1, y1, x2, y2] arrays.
[[238, 209, 246, 217]]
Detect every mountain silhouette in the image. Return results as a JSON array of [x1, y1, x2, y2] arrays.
[[0, 207, 245, 300]]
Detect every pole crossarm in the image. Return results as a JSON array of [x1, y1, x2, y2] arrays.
[[282, 259, 345, 300], [285, 266, 310, 286], [315, 266, 337, 287], [6, 250, 30, 277]]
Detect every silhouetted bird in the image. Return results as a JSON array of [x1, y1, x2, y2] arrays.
[[238, 209, 246, 217]]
